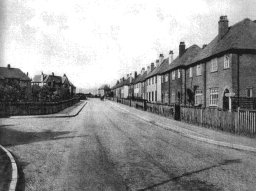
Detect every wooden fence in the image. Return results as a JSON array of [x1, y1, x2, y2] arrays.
[[107, 97, 256, 136], [181, 106, 256, 135], [0, 98, 80, 117]]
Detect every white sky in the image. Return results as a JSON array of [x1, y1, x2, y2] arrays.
[[1, 0, 256, 89]]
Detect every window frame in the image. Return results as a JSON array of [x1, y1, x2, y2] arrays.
[[246, 88, 253, 98], [211, 58, 218, 72], [196, 64, 202, 76], [209, 88, 219, 107], [189, 67, 193, 78], [224, 54, 231, 69], [172, 71, 175, 80], [178, 69, 181, 78]]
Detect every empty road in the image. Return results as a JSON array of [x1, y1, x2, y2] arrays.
[[1, 99, 256, 191]]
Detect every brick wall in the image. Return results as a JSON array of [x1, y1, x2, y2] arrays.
[[185, 64, 205, 106], [206, 55, 233, 108], [232, 54, 256, 98]]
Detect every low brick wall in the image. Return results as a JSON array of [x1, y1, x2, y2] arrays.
[[0, 98, 80, 117]]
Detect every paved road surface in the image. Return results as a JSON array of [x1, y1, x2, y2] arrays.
[[2, 99, 256, 190]]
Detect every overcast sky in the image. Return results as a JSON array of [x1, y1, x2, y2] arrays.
[[1, 0, 256, 89]]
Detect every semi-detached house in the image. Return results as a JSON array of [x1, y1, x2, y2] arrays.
[[186, 16, 256, 110]]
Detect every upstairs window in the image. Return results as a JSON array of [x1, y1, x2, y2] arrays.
[[165, 74, 168, 82], [211, 58, 218, 72], [155, 76, 157, 83], [209, 88, 219, 106], [224, 54, 230, 69], [161, 75, 164, 82], [196, 64, 202, 76], [172, 71, 175, 80], [246, 88, 253, 98], [149, 79, 151, 85], [178, 69, 181, 78], [189, 67, 193, 78], [152, 77, 154, 84]]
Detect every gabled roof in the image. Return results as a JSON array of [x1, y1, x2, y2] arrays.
[[111, 77, 131, 89], [44, 75, 62, 84], [159, 45, 201, 74], [191, 18, 256, 64], [0, 67, 31, 81]]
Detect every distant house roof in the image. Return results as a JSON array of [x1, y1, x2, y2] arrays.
[[159, 45, 201, 74], [111, 78, 131, 89], [0, 66, 31, 81], [191, 18, 256, 65], [44, 75, 62, 84]]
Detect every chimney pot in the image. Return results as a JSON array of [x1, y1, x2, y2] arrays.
[[151, 62, 154, 71], [169, 50, 174, 64], [179, 42, 186, 57], [159, 54, 164, 65], [218, 15, 229, 40]]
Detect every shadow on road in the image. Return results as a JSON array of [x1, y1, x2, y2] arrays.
[[0, 125, 75, 147], [138, 159, 242, 191]]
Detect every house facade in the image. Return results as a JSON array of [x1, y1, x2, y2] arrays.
[[187, 16, 256, 109]]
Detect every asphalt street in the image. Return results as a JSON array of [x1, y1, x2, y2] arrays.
[[2, 99, 256, 191]]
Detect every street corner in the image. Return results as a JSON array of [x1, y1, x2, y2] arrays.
[[0, 145, 18, 191]]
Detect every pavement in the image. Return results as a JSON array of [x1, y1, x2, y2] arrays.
[[107, 100, 256, 153], [0, 100, 87, 191]]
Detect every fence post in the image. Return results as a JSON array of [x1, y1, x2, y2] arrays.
[[235, 107, 240, 133]]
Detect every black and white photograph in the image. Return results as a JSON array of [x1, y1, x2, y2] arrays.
[[0, 0, 256, 190]]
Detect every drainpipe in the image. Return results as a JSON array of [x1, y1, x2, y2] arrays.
[[204, 63, 207, 107], [237, 54, 240, 108]]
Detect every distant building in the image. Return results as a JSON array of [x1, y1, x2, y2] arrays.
[[0, 64, 31, 87]]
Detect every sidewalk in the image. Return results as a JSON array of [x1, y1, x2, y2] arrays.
[[108, 100, 256, 153], [0, 145, 16, 191], [10, 100, 87, 119]]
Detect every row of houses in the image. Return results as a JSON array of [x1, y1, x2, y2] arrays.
[[0, 64, 76, 96], [111, 16, 256, 110]]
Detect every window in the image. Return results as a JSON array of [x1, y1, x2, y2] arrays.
[[195, 89, 203, 106], [155, 76, 157, 83], [246, 88, 253, 98], [196, 64, 202, 76], [161, 75, 164, 82], [172, 71, 175, 80], [155, 91, 157, 101], [165, 74, 168, 82], [152, 91, 154, 101], [224, 54, 230, 69], [149, 79, 151, 85], [152, 77, 154, 84], [171, 90, 176, 103], [149, 92, 151, 101], [209, 88, 219, 106], [178, 69, 181, 78], [211, 58, 218, 72], [189, 67, 193, 78]]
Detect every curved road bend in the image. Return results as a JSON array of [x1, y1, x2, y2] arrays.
[[3, 99, 256, 191]]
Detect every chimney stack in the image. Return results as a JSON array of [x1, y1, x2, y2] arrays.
[[151, 62, 154, 71], [26, 72, 29, 76], [52, 72, 54, 76], [141, 67, 145, 74], [155, 59, 160, 67], [7, 64, 10, 69], [202, 44, 207, 49], [179, 42, 186, 57], [159, 54, 164, 65], [147, 65, 151, 74], [134, 71, 137, 78], [169, 50, 174, 64], [218, 16, 229, 40]]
